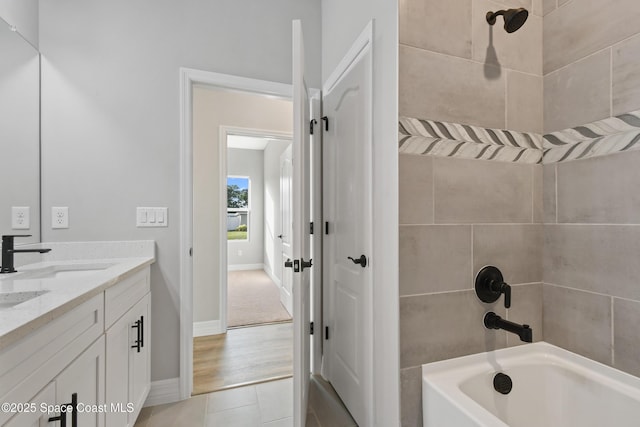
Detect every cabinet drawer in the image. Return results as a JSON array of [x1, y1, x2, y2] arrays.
[[105, 268, 150, 329], [0, 293, 103, 425]]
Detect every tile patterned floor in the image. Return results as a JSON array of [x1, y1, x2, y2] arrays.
[[135, 376, 357, 427]]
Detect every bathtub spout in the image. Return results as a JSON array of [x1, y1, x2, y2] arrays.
[[484, 312, 532, 343]]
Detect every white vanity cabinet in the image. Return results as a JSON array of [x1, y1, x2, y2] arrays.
[[0, 293, 105, 427], [105, 269, 151, 427], [0, 265, 152, 427]]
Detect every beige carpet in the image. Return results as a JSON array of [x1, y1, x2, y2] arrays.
[[227, 269, 292, 327]]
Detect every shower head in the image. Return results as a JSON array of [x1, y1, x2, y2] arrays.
[[486, 8, 529, 33]]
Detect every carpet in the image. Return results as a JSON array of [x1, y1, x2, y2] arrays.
[[227, 269, 292, 328]]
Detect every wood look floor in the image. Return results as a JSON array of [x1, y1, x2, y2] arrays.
[[193, 322, 293, 395]]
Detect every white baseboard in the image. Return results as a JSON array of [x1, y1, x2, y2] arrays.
[[193, 320, 223, 337], [264, 263, 281, 287], [228, 263, 263, 271], [144, 377, 181, 407]]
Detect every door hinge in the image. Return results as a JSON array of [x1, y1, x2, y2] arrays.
[[321, 116, 329, 131], [325, 221, 329, 235], [325, 326, 330, 340], [310, 322, 314, 335], [310, 222, 314, 235], [310, 119, 317, 135], [189, 247, 193, 256]]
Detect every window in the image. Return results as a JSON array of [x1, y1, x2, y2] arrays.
[[227, 176, 250, 241]]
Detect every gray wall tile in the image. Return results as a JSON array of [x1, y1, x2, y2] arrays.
[[542, 164, 556, 223], [400, 154, 434, 225], [543, 0, 640, 73], [399, 45, 506, 128], [543, 284, 612, 364], [613, 33, 640, 116], [533, 165, 543, 223], [400, 0, 471, 59], [473, 224, 542, 285], [543, 49, 611, 133], [433, 157, 533, 223], [507, 283, 543, 346], [400, 291, 507, 368], [507, 71, 543, 134], [400, 367, 423, 427], [557, 151, 640, 224], [473, 0, 542, 75], [400, 225, 472, 296], [614, 298, 640, 377], [544, 225, 640, 301]]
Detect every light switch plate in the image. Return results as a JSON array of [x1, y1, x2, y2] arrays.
[[137, 207, 168, 227], [11, 207, 30, 229], [52, 207, 69, 229]]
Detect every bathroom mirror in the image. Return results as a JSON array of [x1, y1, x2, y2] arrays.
[[0, 16, 40, 243]]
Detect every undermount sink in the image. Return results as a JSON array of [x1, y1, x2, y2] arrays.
[[13, 263, 115, 281], [0, 290, 49, 309]]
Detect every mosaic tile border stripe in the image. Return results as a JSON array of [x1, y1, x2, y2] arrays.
[[399, 117, 543, 164], [543, 110, 640, 163]]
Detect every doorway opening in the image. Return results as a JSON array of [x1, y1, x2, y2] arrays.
[[191, 85, 295, 394], [225, 134, 293, 329]]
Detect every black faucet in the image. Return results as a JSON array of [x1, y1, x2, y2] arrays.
[[484, 312, 532, 343], [1, 235, 52, 274]]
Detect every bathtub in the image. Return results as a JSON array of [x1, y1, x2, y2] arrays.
[[422, 342, 640, 427]]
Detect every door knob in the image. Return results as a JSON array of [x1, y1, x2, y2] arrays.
[[277, 234, 283, 239], [284, 258, 293, 268], [348, 255, 367, 268]]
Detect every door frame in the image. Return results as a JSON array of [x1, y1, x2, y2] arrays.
[[219, 125, 292, 333], [179, 68, 293, 399]]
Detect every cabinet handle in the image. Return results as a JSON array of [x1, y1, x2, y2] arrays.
[[140, 315, 144, 349], [131, 319, 142, 353], [48, 393, 77, 427], [48, 411, 66, 427], [70, 393, 77, 427]]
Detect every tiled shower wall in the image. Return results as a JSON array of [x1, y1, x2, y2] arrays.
[[542, 0, 640, 376], [398, 0, 543, 425], [399, 0, 640, 425]]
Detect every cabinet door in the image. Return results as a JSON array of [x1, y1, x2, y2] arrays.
[[55, 336, 105, 427], [4, 382, 55, 427], [106, 308, 132, 427], [129, 293, 150, 425]]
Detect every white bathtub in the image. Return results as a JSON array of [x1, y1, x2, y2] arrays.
[[422, 342, 640, 427]]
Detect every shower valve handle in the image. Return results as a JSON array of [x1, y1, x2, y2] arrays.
[[475, 266, 511, 308]]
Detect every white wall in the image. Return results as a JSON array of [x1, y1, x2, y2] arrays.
[[192, 87, 292, 324], [0, 0, 38, 47], [263, 139, 291, 285], [38, 0, 317, 383], [321, 0, 400, 425], [227, 148, 264, 267]]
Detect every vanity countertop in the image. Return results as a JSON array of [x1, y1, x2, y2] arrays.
[[0, 256, 154, 350]]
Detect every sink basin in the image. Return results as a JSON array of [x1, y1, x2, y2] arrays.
[[13, 263, 115, 281], [0, 290, 49, 309]]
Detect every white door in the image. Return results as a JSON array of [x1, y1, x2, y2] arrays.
[[322, 23, 373, 427], [280, 144, 293, 315], [292, 19, 312, 427]]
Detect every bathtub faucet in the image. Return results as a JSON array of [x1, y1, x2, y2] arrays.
[[484, 312, 532, 343]]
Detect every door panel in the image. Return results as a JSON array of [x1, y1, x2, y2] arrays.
[[322, 23, 373, 427], [56, 336, 105, 427], [292, 19, 312, 427]]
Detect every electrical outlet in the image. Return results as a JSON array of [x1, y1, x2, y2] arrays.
[[52, 207, 69, 229], [11, 207, 30, 229]]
